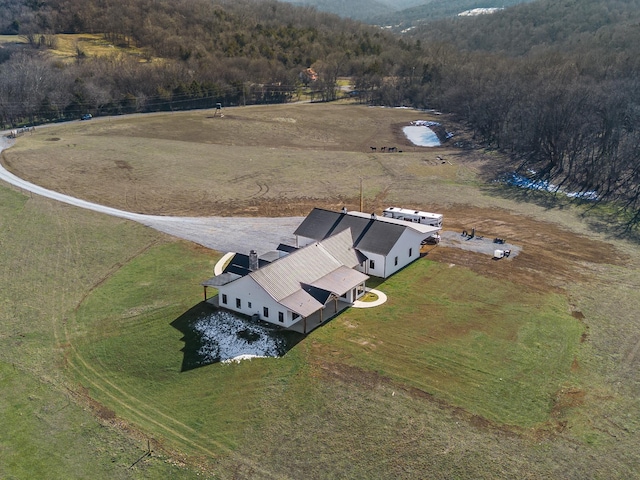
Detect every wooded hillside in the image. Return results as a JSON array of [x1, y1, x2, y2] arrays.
[[368, 0, 534, 28], [0, 0, 407, 118], [1, 0, 640, 225]]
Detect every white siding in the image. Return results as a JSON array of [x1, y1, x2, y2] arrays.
[[356, 251, 386, 278], [383, 229, 423, 277], [218, 276, 298, 328]]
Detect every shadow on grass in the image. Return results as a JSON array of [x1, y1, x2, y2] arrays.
[[171, 302, 304, 372]]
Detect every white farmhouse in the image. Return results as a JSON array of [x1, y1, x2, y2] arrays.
[[294, 208, 440, 279], [206, 229, 368, 334], [203, 208, 441, 333]]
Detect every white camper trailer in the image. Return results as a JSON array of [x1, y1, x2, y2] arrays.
[[383, 207, 443, 229]]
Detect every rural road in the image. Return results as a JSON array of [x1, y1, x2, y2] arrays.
[[0, 136, 303, 254]]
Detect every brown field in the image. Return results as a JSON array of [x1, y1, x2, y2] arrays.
[[3, 103, 628, 292]]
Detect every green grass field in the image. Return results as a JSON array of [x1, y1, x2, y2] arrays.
[[2, 103, 640, 478]]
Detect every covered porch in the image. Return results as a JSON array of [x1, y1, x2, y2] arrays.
[[287, 297, 352, 334]]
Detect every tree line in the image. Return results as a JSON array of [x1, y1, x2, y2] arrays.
[[0, 0, 408, 122], [406, 0, 640, 226], [1, 0, 640, 225]]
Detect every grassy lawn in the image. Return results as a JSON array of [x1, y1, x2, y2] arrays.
[[0, 185, 202, 478], [62, 244, 583, 474], [316, 260, 583, 426], [59, 238, 638, 477]]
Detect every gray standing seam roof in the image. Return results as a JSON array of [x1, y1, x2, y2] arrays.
[[249, 229, 364, 303], [294, 208, 407, 256]]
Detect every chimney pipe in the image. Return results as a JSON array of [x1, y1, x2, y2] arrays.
[[249, 250, 259, 271]]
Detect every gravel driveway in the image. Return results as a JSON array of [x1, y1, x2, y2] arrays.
[[0, 136, 302, 254], [2, 135, 519, 257]]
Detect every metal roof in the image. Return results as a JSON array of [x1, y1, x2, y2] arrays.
[[249, 229, 368, 304], [316, 227, 362, 268], [279, 290, 324, 318], [277, 243, 298, 253], [311, 265, 369, 294], [201, 272, 241, 287], [294, 208, 411, 255], [346, 210, 441, 235], [223, 252, 271, 277]]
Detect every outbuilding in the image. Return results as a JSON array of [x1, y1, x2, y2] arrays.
[[294, 208, 440, 278]]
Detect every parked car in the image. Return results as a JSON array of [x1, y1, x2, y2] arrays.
[[81, 113, 92, 120]]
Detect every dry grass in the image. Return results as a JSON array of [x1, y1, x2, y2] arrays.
[[0, 33, 151, 61], [4, 104, 481, 216]]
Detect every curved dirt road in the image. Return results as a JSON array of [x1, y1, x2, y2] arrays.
[[0, 136, 303, 254]]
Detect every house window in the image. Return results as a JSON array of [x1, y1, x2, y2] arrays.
[[236, 298, 241, 308], [409, 247, 413, 257], [369, 259, 375, 269], [263, 307, 269, 318], [278, 312, 284, 323], [394, 256, 398, 266], [221, 294, 227, 304], [248, 301, 252, 309]]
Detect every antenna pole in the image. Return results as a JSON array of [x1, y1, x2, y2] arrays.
[[359, 177, 363, 212]]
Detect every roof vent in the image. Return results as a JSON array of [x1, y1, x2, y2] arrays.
[[341, 206, 347, 214], [371, 213, 376, 219]]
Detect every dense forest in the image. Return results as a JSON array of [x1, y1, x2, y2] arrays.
[[1, 0, 640, 225]]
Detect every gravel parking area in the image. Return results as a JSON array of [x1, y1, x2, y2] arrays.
[[438, 230, 521, 257]]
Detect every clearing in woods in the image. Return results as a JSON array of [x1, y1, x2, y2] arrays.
[[1, 102, 639, 478]]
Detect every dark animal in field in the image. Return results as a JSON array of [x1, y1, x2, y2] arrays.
[[370, 146, 376, 151]]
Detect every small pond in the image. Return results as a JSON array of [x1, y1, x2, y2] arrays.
[[402, 125, 441, 147]]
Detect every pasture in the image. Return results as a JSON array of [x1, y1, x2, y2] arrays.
[[1, 103, 640, 478], [0, 33, 149, 61]]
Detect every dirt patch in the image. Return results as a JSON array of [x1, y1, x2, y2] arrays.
[[74, 385, 117, 421], [114, 159, 132, 170], [552, 388, 586, 416], [425, 206, 626, 292]]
